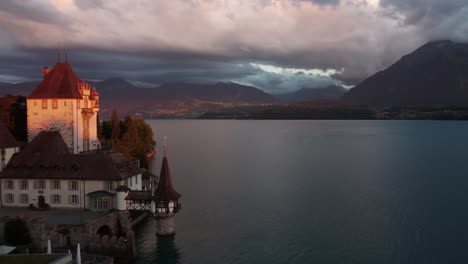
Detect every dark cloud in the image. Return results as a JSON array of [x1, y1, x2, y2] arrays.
[[0, 0, 467, 92]]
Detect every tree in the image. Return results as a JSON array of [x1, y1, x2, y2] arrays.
[[111, 109, 120, 148], [118, 117, 144, 156], [97, 114, 102, 141], [134, 117, 156, 148], [117, 116, 156, 168]]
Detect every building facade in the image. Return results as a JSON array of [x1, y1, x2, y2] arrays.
[[0, 60, 143, 210], [27, 63, 100, 154], [0, 131, 142, 210]]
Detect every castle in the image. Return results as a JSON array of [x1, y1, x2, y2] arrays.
[[27, 63, 100, 154], [0, 58, 142, 210], [0, 56, 181, 238]]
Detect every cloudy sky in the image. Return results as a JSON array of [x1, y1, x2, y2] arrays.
[[0, 0, 467, 93]]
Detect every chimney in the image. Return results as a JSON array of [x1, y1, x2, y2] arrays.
[[43, 67, 50, 78]]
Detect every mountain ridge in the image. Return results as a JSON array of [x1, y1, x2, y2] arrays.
[[343, 40, 468, 107]]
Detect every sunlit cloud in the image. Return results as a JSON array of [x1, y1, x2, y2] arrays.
[[250, 63, 343, 77]]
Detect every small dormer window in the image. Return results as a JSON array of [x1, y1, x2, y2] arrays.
[[42, 100, 47, 109], [52, 100, 58, 109]]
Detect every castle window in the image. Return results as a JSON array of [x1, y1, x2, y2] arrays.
[[34, 101, 37, 106], [5, 194, 14, 203], [51, 194, 61, 204], [69, 181, 79, 191], [92, 198, 109, 210], [38, 180, 46, 189], [52, 100, 58, 109], [20, 194, 28, 204], [42, 99, 47, 109], [84, 99, 88, 108], [135, 176, 138, 185], [5, 180, 13, 190], [51, 180, 61, 190], [103, 181, 113, 191], [20, 180, 28, 190], [69, 195, 79, 205], [64, 101, 67, 106]]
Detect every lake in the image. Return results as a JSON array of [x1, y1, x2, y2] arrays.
[[134, 120, 468, 264]]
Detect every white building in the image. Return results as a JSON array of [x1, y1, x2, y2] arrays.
[[0, 60, 143, 210], [27, 63, 100, 154]]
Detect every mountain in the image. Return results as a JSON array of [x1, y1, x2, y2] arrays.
[[94, 80, 277, 118], [275, 85, 347, 103], [0, 79, 277, 118], [0, 82, 37, 96], [343, 40, 468, 107]]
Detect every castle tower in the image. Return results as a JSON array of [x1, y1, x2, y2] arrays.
[[152, 147, 181, 236], [27, 59, 100, 154]]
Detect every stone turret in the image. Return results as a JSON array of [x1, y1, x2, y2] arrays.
[[151, 143, 181, 236]]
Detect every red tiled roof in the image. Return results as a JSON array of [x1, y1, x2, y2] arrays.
[[153, 156, 181, 201], [28, 62, 83, 99], [0, 121, 18, 148]]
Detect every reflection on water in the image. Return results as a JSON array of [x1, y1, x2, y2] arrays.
[[154, 236, 181, 264], [134, 217, 181, 264], [134, 120, 468, 264]]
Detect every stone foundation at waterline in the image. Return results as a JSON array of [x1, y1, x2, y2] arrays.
[[156, 216, 176, 236]]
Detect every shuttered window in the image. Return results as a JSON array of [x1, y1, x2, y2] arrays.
[[5, 194, 14, 203], [69, 195, 80, 205], [20, 180, 28, 190], [69, 181, 79, 191], [51, 180, 60, 190], [51, 194, 61, 204], [5, 180, 13, 190], [20, 194, 28, 204]]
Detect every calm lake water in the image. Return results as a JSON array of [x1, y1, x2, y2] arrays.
[[135, 120, 468, 264]]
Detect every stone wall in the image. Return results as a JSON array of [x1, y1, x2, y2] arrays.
[[0, 210, 137, 258]]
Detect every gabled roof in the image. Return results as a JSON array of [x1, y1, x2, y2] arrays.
[[0, 121, 18, 148], [153, 156, 181, 201], [1, 131, 142, 180], [28, 62, 83, 99]]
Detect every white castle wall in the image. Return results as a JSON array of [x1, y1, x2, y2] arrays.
[[27, 99, 76, 152], [27, 97, 100, 154]]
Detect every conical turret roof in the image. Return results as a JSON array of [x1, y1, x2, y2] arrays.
[[153, 156, 181, 201]]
